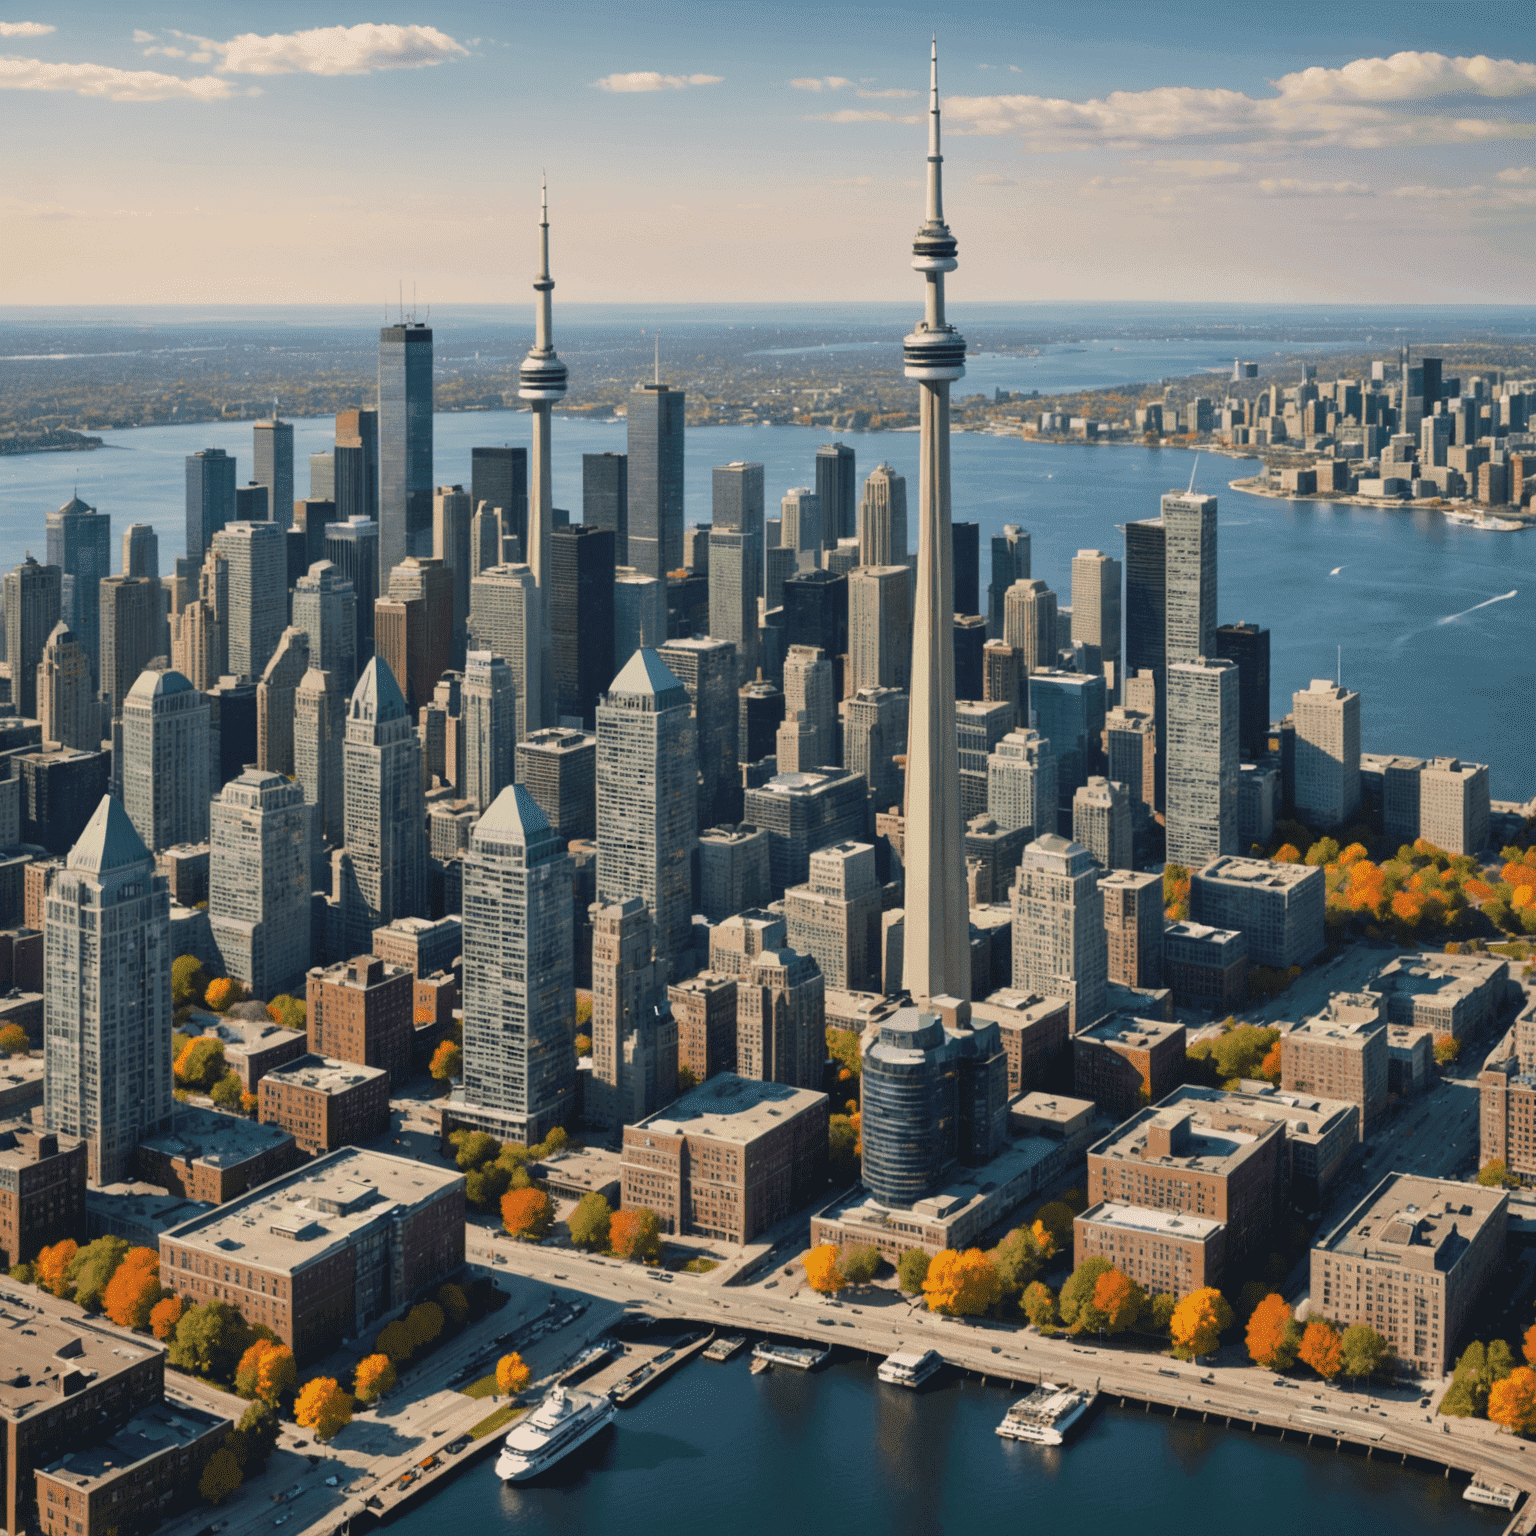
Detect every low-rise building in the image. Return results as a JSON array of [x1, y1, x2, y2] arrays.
[[1162, 920, 1248, 1013], [1389, 1024, 1435, 1098], [1008, 1091, 1096, 1150], [258, 1055, 391, 1156], [1479, 1038, 1536, 1182], [621, 1074, 828, 1244], [0, 1121, 86, 1268], [371, 914, 463, 979], [85, 1182, 213, 1249], [1281, 993, 1388, 1136], [533, 1146, 623, 1206], [186, 1009, 308, 1093], [158, 1146, 465, 1363], [1188, 855, 1325, 969], [1311, 1173, 1508, 1377], [1073, 1016, 1186, 1121], [0, 1047, 46, 1115], [1373, 951, 1508, 1041], [135, 1106, 300, 1203], [970, 991, 1071, 1098], [1073, 1202, 1224, 1298]]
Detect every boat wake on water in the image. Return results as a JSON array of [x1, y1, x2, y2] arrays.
[[1437, 589, 1518, 624]]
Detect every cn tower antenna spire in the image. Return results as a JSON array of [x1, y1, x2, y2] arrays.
[[927, 34, 942, 225]]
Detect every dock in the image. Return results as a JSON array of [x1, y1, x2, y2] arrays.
[[703, 1335, 747, 1362], [605, 1332, 714, 1405]]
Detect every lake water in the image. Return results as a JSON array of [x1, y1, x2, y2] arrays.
[[387, 1352, 1506, 1536], [2, 411, 1531, 799]]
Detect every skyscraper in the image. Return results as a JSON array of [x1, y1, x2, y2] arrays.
[[1073, 777, 1134, 872], [339, 656, 426, 956], [595, 650, 696, 975], [987, 728, 1056, 840], [96, 575, 156, 720], [455, 784, 576, 1144], [334, 408, 379, 524], [121, 668, 211, 852], [1162, 490, 1218, 665], [516, 728, 597, 844], [581, 452, 626, 564], [551, 525, 615, 729], [952, 521, 980, 616], [587, 896, 665, 1130], [208, 767, 312, 999], [842, 685, 908, 813], [384, 556, 453, 716], [709, 461, 764, 679], [186, 447, 237, 569], [848, 565, 912, 694], [37, 621, 94, 751], [378, 321, 434, 583], [44, 796, 173, 1182], [858, 462, 908, 567], [627, 382, 685, 578], [234, 482, 268, 523], [122, 523, 167, 660], [901, 42, 970, 1009], [254, 415, 294, 530], [988, 524, 1030, 639], [291, 560, 358, 693], [1071, 548, 1123, 694], [1293, 678, 1362, 829], [815, 441, 857, 546], [1123, 516, 1167, 683], [4, 555, 61, 719], [45, 494, 111, 684], [1012, 834, 1107, 1032], [660, 636, 741, 829], [1004, 578, 1058, 686], [323, 516, 379, 664], [432, 485, 474, 667], [612, 568, 667, 676], [1166, 658, 1240, 869], [309, 450, 335, 501], [1216, 621, 1272, 763], [469, 564, 539, 741], [295, 666, 346, 853], [783, 645, 838, 770], [461, 651, 516, 813], [256, 626, 310, 777], [212, 520, 286, 680], [472, 446, 528, 562]]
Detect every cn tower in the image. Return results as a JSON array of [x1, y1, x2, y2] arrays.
[[518, 176, 567, 731], [901, 40, 971, 1009]]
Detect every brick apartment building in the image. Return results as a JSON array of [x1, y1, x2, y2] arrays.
[[668, 972, 738, 1083], [971, 992, 1071, 1098], [1073, 1016, 1186, 1121], [135, 1106, 299, 1203], [1281, 993, 1388, 1135], [258, 1056, 391, 1155], [0, 1120, 86, 1269], [307, 955, 414, 1088]]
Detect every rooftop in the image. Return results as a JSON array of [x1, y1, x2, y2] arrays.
[[86, 1183, 214, 1236], [1164, 919, 1247, 951], [0, 1304, 155, 1421], [1090, 1100, 1278, 1174], [139, 1105, 295, 1170], [42, 1400, 228, 1486], [67, 796, 150, 876], [1292, 992, 1386, 1041], [629, 1074, 826, 1145], [1011, 1091, 1095, 1127], [0, 1119, 74, 1167], [1318, 1173, 1507, 1272], [1195, 856, 1322, 889], [189, 1011, 302, 1055], [1078, 1201, 1222, 1241], [162, 1147, 463, 1274], [1078, 1015, 1183, 1049], [263, 1055, 386, 1097], [1161, 1083, 1357, 1146], [971, 991, 1071, 1029]]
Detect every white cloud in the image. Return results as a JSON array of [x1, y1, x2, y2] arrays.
[[1391, 183, 1480, 198], [973, 171, 1015, 185], [812, 107, 923, 125], [1145, 157, 1246, 179], [0, 54, 230, 100], [594, 70, 722, 92], [1390, 181, 1536, 207], [0, 20, 53, 37], [216, 24, 467, 76], [1274, 52, 1536, 103], [791, 76, 851, 92], [1497, 164, 1535, 182], [1256, 177, 1374, 197], [131, 29, 155, 44], [857, 86, 916, 99]]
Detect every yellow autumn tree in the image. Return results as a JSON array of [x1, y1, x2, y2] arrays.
[[802, 1243, 846, 1295], [35, 1239, 77, 1299], [922, 1249, 1002, 1317], [204, 977, 240, 1013], [1170, 1286, 1233, 1359], [1489, 1367, 1536, 1436], [293, 1377, 353, 1441], [353, 1354, 396, 1404], [496, 1353, 531, 1395]]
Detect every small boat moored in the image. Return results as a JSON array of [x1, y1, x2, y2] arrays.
[[752, 1341, 829, 1371], [995, 1382, 1098, 1445], [877, 1348, 944, 1389]]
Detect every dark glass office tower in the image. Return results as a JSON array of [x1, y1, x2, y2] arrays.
[[627, 383, 685, 578], [953, 614, 986, 701], [335, 408, 379, 523], [814, 441, 856, 546], [988, 524, 1029, 639], [583, 452, 628, 565], [1216, 621, 1271, 763], [254, 416, 294, 529], [186, 447, 236, 568], [472, 446, 529, 560], [551, 525, 615, 729], [378, 323, 434, 586], [783, 569, 848, 660], [952, 521, 980, 616], [45, 494, 112, 685], [324, 516, 379, 662], [1124, 516, 1167, 809]]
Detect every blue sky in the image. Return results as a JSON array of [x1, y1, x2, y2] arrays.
[[5, 1, 1534, 304]]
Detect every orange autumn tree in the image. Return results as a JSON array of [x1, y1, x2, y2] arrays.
[[1170, 1286, 1233, 1359], [236, 1340, 296, 1404], [204, 978, 240, 1013], [353, 1354, 396, 1405], [294, 1377, 353, 1441], [1489, 1367, 1536, 1436], [1298, 1318, 1344, 1379], [1259, 1041, 1283, 1083], [429, 1040, 461, 1083], [35, 1239, 77, 1299], [496, 1353, 531, 1395], [1091, 1268, 1145, 1335], [922, 1249, 1002, 1317], [1524, 1322, 1536, 1368], [501, 1187, 552, 1241], [149, 1295, 183, 1341], [802, 1244, 846, 1295], [102, 1246, 162, 1329], [609, 1207, 662, 1263], [1246, 1294, 1300, 1370]]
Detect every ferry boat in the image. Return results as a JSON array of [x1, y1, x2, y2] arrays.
[[995, 1382, 1098, 1445], [751, 1341, 830, 1371], [877, 1349, 944, 1389], [1463, 1479, 1520, 1510], [494, 1386, 616, 1482]]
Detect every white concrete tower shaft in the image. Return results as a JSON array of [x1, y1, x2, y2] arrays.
[[519, 176, 567, 731], [901, 39, 970, 1008]]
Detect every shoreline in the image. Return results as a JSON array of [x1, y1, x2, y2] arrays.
[[1227, 476, 1536, 528]]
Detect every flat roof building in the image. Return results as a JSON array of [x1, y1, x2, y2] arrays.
[[135, 1105, 300, 1204], [970, 991, 1071, 1099], [1189, 855, 1325, 970], [1073, 1015, 1187, 1122], [258, 1054, 391, 1156], [1162, 919, 1248, 1014], [1281, 993, 1388, 1135], [1074, 1201, 1224, 1298], [0, 1120, 86, 1267], [1373, 951, 1508, 1041]]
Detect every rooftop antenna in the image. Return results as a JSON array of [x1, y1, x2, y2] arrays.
[[398, 280, 403, 324], [1187, 451, 1200, 495]]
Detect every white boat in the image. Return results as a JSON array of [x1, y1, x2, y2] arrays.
[[995, 1382, 1098, 1445], [751, 1341, 829, 1371], [494, 1386, 615, 1482], [877, 1349, 944, 1388], [1463, 1479, 1520, 1509]]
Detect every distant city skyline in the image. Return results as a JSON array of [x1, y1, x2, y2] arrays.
[[5, 3, 1534, 305]]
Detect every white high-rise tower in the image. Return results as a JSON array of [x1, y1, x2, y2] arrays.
[[519, 178, 566, 733], [901, 40, 970, 1009]]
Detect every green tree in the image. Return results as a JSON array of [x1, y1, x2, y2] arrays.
[[267, 995, 306, 1031], [896, 1248, 931, 1295], [175, 1035, 227, 1092], [1057, 1256, 1113, 1332], [1033, 1201, 1076, 1250], [453, 1131, 502, 1171], [678, 1064, 699, 1094], [1340, 1324, 1393, 1385], [172, 955, 209, 1008], [67, 1235, 129, 1312], [169, 1300, 257, 1386], [1441, 1340, 1513, 1418], [1149, 1292, 1178, 1335], [825, 1027, 863, 1079], [463, 1161, 512, 1211], [568, 1192, 613, 1251], [436, 1283, 469, 1329], [405, 1302, 444, 1352], [1478, 1160, 1518, 1188], [828, 1115, 859, 1183], [991, 1224, 1045, 1298], [1021, 1281, 1056, 1329], [236, 1399, 280, 1472], [840, 1244, 881, 1285], [198, 1447, 242, 1505], [210, 1071, 244, 1110]]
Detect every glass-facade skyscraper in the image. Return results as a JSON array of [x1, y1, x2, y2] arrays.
[[378, 322, 434, 586], [186, 447, 237, 569], [627, 383, 685, 578]]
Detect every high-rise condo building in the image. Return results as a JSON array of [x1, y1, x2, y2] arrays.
[[295, 666, 346, 854], [1215, 621, 1271, 763], [582, 452, 627, 564], [37, 621, 94, 751], [698, 825, 771, 924], [595, 650, 697, 975], [469, 564, 539, 741], [1123, 517, 1166, 804], [432, 486, 473, 666], [1418, 757, 1490, 856], [612, 568, 667, 677], [988, 524, 1030, 639], [982, 639, 1021, 718], [987, 728, 1056, 840], [212, 520, 286, 680], [1012, 834, 1107, 1032], [710, 460, 765, 679], [815, 442, 857, 546], [472, 446, 528, 560], [46, 494, 111, 684], [1166, 658, 1240, 869], [783, 569, 848, 674], [454, 784, 575, 1144], [516, 727, 597, 844], [1004, 578, 1058, 690], [551, 525, 615, 729], [5, 556, 62, 719], [121, 668, 210, 851], [254, 415, 294, 529], [334, 408, 379, 524], [842, 685, 908, 813], [1162, 490, 1217, 665], [122, 524, 167, 660], [324, 516, 378, 662], [186, 447, 237, 568], [384, 556, 453, 716], [587, 896, 667, 1130], [659, 637, 740, 830], [952, 521, 980, 616], [292, 561, 357, 693], [783, 646, 838, 770], [1293, 678, 1362, 829], [780, 488, 823, 569], [858, 462, 908, 567], [1101, 868, 1164, 989], [1071, 548, 1122, 695], [378, 321, 434, 583], [848, 565, 912, 694], [43, 796, 173, 1182], [209, 768, 312, 999], [1104, 705, 1156, 815], [1073, 776, 1134, 872], [784, 840, 882, 992], [1029, 669, 1107, 812], [627, 382, 685, 578], [956, 698, 1016, 820], [97, 576, 156, 720], [461, 651, 516, 813], [256, 627, 310, 778]]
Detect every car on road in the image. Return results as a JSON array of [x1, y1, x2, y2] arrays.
[[817, 1318, 835, 1327]]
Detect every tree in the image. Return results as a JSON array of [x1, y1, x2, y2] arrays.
[[1259, 1041, 1283, 1083], [150, 1295, 183, 1341], [575, 994, 593, 1030], [574, 1033, 592, 1058], [35, 1239, 78, 1299], [172, 955, 209, 1008], [103, 1247, 162, 1329], [198, 1447, 243, 1505], [568, 1193, 613, 1252], [437, 1283, 469, 1329], [210, 1071, 244, 1110], [802, 1244, 847, 1295], [677, 1064, 698, 1094], [1171, 1287, 1234, 1360], [294, 1377, 353, 1441], [896, 1248, 931, 1295], [609, 1207, 662, 1263], [1091, 1269, 1145, 1335], [1434, 1034, 1460, 1066], [66, 1234, 130, 1310], [375, 1320, 414, 1363], [453, 1130, 501, 1171], [1442, 1340, 1514, 1417], [1021, 1282, 1057, 1329], [1524, 1322, 1536, 1369], [1058, 1257, 1113, 1331], [1163, 863, 1191, 920], [501, 1187, 553, 1242], [1340, 1324, 1392, 1385], [0, 1024, 29, 1055], [203, 977, 242, 1013], [828, 1115, 859, 1183], [496, 1353, 531, 1396], [267, 994, 306, 1031], [1489, 1368, 1536, 1435], [353, 1354, 396, 1404], [174, 1036, 226, 1093], [430, 1040, 461, 1083], [170, 1300, 256, 1386], [922, 1249, 1002, 1316], [991, 1225, 1045, 1297], [1298, 1318, 1344, 1380], [1478, 1159, 1518, 1188], [1149, 1293, 1178, 1335], [405, 1302, 444, 1352], [1246, 1294, 1300, 1370], [1034, 1202, 1076, 1251], [841, 1244, 881, 1285], [464, 1161, 512, 1211], [237, 1399, 280, 1471]]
